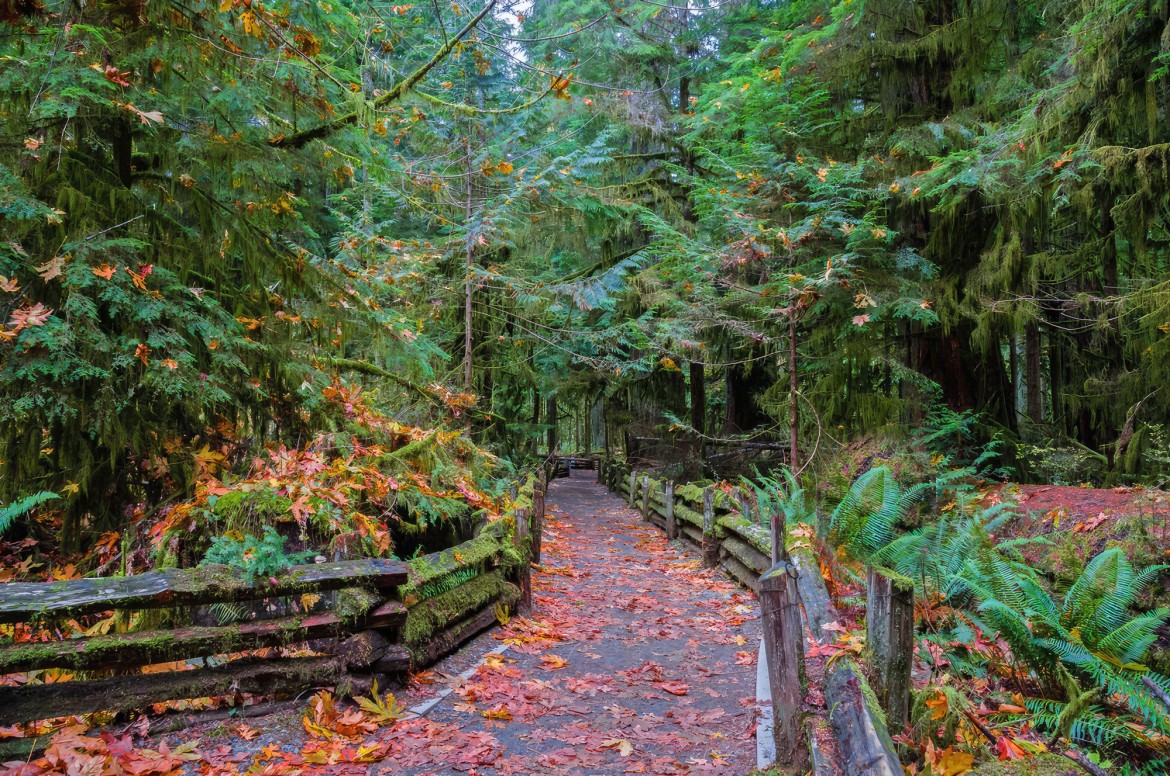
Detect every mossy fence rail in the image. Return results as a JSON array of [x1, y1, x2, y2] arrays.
[[0, 469, 550, 732], [599, 457, 910, 776]]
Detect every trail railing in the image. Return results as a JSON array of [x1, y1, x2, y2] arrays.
[[0, 470, 550, 733], [599, 457, 906, 775]]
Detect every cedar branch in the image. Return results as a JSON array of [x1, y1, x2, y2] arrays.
[[270, 0, 498, 149]]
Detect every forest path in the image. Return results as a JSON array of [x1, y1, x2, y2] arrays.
[[150, 472, 762, 774], [376, 470, 763, 774]]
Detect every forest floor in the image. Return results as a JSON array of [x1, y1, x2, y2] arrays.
[[992, 482, 1170, 581], [65, 472, 762, 775]]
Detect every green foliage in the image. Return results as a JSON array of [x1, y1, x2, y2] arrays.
[[745, 469, 813, 533], [200, 526, 313, 581], [828, 466, 931, 561], [0, 491, 58, 537]]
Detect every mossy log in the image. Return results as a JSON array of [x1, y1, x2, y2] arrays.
[[419, 589, 521, 666], [716, 514, 772, 558], [403, 570, 516, 656], [397, 520, 509, 606], [674, 502, 704, 527], [333, 629, 392, 670], [791, 546, 838, 644], [0, 559, 406, 624], [795, 546, 903, 774], [824, 659, 902, 776], [0, 612, 350, 673], [0, 656, 345, 725], [721, 535, 771, 575]]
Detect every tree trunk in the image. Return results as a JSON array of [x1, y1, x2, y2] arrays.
[[546, 397, 558, 456], [1025, 321, 1043, 424], [689, 360, 705, 438]]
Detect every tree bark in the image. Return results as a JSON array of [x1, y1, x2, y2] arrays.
[[1025, 321, 1043, 424]]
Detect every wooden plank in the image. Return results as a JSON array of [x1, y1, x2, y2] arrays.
[[791, 547, 838, 645], [0, 656, 344, 725], [722, 535, 770, 575], [718, 549, 760, 593], [419, 590, 519, 666], [680, 524, 703, 547], [760, 561, 805, 769], [794, 550, 903, 774], [0, 612, 349, 673], [0, 559, 407, 624], [366, 600, 408, 630]]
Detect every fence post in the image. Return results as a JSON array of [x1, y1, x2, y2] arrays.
[[702, 487, 718, 567], [597, 459, 604, 484], [532, 473, 546, 564], [770, 508, 785, 565], [514, 507, 532, 611], [735, 487, 754, 526], [664, 480, 677, 539], [641, 476, 652, 521], [867, 567, 914, 734], [628, 470, 638, 507], [759, 560, 804, 768]]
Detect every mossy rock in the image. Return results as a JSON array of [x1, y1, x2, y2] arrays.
[[970, 753, 1080, 775]]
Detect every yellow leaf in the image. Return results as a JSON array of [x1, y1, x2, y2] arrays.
[[601, 738, 634, 757], [925, 689, 949, 721]]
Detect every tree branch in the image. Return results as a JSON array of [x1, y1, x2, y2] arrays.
[[270, 0, 497, 149]]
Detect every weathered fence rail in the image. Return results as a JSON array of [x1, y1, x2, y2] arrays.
[[598, 457, 907, 775], [0, 468, 551, 731]]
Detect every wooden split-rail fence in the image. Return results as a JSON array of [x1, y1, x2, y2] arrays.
[[598, 458, 912, 776], [0, 467, 553, 741]]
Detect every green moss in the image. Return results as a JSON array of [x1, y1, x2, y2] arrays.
[[970, 753, 1079, 775], [398, 520, 511, 605], [870, 565, 914, 593], [401, 569, 515, 652], [843, 657, 889, 729], [335, 588, 381, 623], [675, 482, 708, 505], [717, 514, 772, 556], [209, 488, 293, 533]]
